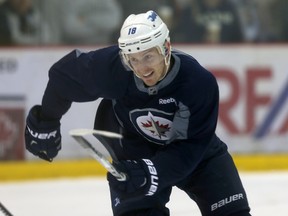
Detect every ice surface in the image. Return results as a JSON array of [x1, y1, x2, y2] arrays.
[[0, 172, 288, 216]]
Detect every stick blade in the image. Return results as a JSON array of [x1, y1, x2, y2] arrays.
[[69, 129, 123, 139], [69, 129, 127, 181]]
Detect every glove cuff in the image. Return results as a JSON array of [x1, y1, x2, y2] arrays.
[[27, 105, 60, 130]]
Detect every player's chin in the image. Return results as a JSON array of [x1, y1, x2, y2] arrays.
[[142, 76, 158, 86], [143, 79, 157, 86]]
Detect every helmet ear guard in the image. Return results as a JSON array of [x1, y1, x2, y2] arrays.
[[162, 38, 171, 57]]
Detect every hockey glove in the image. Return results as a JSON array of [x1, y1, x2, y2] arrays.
[[107, 159, 159, 198], [25, 105, 61, 162]]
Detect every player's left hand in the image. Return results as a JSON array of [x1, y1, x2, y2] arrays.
[[107, 159, 159, 197]]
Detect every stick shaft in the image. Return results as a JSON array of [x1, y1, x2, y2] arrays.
[[0, 202, 13, 216]]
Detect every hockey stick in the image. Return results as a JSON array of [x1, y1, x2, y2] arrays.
[[69, 129, 127, 181], [0, 202, 13, 216], [69, 129, 123, 139]]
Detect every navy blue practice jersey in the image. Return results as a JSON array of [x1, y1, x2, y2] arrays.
[[41, 45, 224, 189]]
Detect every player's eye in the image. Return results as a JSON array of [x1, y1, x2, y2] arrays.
[[145, 54, 153, 60], [129, 57, 139, 64]]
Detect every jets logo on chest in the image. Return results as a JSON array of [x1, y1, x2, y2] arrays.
[[130, 109, 174, 145]]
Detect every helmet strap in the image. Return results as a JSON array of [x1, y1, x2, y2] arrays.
[[158, 40, 172, 82]]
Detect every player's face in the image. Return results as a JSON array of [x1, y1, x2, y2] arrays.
[[127, 47, 166, 86]]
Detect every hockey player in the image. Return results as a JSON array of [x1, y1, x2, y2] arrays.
[[25, 10, 251, 216]]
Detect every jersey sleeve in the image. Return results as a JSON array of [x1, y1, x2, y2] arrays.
[[41, 45, 130, 119]]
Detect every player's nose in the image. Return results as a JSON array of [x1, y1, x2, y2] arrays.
[[134, 64, 151, 75]]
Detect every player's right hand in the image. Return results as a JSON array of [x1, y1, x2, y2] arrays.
[[107, 159, 159, 198], [25, 105, 61, 162]]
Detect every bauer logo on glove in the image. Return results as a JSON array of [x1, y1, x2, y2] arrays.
[[26, 126, 58, 140]]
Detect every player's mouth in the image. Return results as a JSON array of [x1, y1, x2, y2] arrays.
[[142, 71, 157, 86], [143, 71, 154, 78]]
